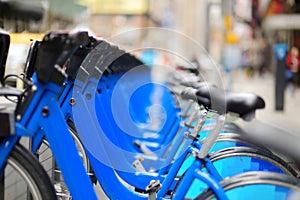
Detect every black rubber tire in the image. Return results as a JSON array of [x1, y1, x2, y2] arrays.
[[223, 122, 243, 133], [196, 171, 300, 199], [2, 144, 57, 200], [214, 133, 271, 153], [209, 146, 299, 177]]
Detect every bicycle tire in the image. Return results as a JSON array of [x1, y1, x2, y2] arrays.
[[212, 133, 271, 153], [195, 171, 300, 199], [2, 143, 57, 200], [209, 146, 299, 177], [178, 147, 299, 199]]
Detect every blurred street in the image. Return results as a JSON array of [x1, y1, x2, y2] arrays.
[[231, 70, 300, 134]]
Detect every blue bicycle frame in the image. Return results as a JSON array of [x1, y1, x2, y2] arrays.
[[0, 74, 97, 199]]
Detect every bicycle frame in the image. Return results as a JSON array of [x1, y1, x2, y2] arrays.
[[0, 74, 98, 200]]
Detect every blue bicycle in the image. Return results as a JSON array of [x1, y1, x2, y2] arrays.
[[0, 32, 57, 200], [1, 31, 299, 200]]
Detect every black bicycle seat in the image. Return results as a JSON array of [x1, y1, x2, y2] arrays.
[[196, 85, 265, 116], [181, 85, 265, 117]]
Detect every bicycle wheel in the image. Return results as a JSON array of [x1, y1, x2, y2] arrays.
[[209, 147, 299, 177], [178, 142, 299, 181], [1, 143, 56, 200], [210, 133, 271, 153], [180, 147, 299, 199], [195, 171, 300, 200]]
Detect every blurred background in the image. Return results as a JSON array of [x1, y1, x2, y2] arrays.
[[0, 0, 300, 131]]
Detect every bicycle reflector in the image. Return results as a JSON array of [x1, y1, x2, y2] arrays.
[[0, 105, 15, 136]]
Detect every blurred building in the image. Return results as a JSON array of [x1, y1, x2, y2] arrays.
[[0, 0, 88, 32], [263, 0, 300, 48], [2, 0, 299, 77], [0, 0, 44, 32]]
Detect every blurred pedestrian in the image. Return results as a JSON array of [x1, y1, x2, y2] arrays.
[[223, 44, 242, 91], [241, 50, 253, 77], [285, 46, 300, 96]]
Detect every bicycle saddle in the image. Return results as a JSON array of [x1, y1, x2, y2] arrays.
[[181, 85, 265, 118]]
